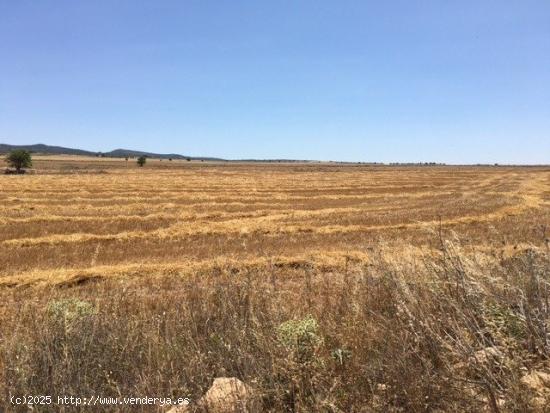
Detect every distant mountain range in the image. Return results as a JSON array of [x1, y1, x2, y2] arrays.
[[0, 143, 224, 161]]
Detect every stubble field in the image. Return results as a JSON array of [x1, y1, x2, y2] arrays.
[[1, 157, 549, 412]]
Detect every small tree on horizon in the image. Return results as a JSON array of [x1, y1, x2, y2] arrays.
[[137, 156, 147, 167], [6, 150, 32, 172]]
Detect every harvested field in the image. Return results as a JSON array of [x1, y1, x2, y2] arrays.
[[1, 158, 549, 411], [1, 160, 548, 285]]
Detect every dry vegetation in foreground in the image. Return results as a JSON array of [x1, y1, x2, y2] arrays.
[[0, 158, 549, 412]]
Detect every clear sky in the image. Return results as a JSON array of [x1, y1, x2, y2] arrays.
[[1, 1, 549, 163]]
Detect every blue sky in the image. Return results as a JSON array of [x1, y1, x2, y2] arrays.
[[1, 1, 549, 163]]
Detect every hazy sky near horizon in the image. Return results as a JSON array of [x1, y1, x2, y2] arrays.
[[1, 1, 549, 163]]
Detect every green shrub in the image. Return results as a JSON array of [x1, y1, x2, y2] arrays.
[[277, 315, 322, 361], [5, 149, 32, 171], [137, 156, 147, 167], [47, 298, 96, 332]]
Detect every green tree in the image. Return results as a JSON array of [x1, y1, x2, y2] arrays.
[[6, 150, 32, 172], [137, 155, 147, 167]]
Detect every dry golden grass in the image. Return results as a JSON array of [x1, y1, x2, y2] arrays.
[[0, 160, 548, 285], [0, 158, 549, 411]]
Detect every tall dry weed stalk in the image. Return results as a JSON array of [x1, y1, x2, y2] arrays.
[[1, 241, 549, 412]]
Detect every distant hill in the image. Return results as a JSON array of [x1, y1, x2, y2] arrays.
[[0, 143, 224, 161], [0, 143, 96, 157]]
